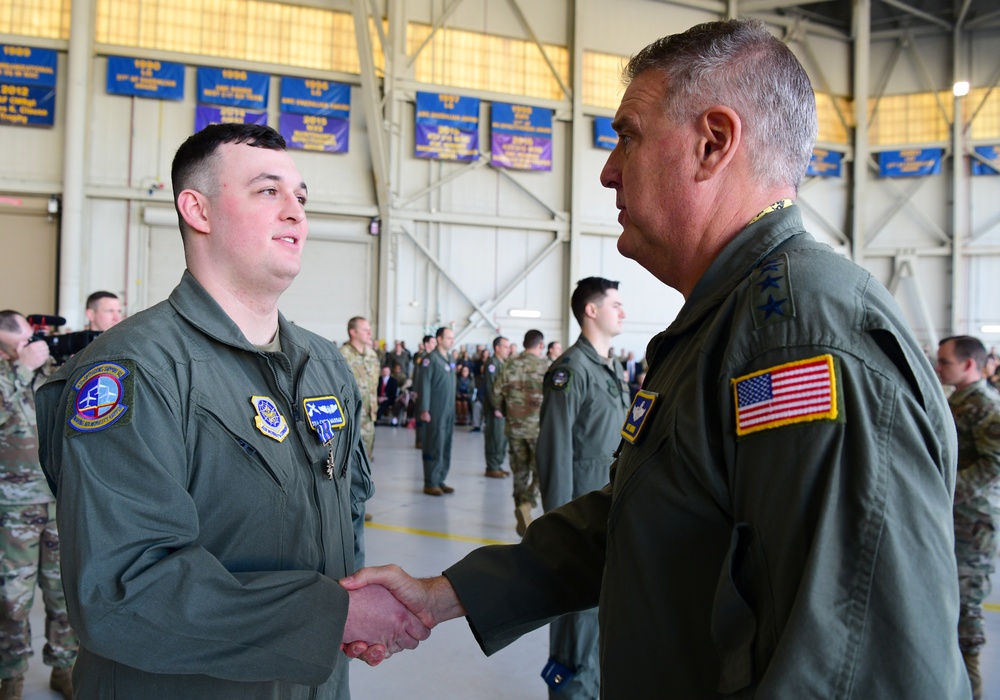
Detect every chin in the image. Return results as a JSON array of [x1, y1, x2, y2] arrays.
[[617, 231, 641, 261]]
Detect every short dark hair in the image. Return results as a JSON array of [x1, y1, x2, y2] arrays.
[[941, 335, 988, 371], [171, 124, 287, 236], [0, 310, 23, 334], [492, 335, 508, 350], [422, 335, 434, 345], [547, 341, 560, 353], [347, 316, 367, 334], [86, 291, 118, 310], [523, 329, 544, 349], [571, 277, 619, 326], [435, 326, 449, 340]]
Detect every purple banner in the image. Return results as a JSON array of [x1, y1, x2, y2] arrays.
[[491, 133, 552, 171], [195, 104, 267, 131], [280, 112, 348, 153]]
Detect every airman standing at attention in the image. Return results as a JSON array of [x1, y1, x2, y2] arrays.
[[481, 335, 511, 479], [418, 327, 457, 496]]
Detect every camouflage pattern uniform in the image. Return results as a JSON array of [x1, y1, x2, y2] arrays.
[[493, 351, 548, 507], [0, 358, 77, 680], [481, 354, 508, 475], [341, 342, 380, 457], [949, 379, 1000, 673]]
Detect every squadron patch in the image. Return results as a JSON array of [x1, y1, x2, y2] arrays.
[[250, 396, 289, 442], [621, 390, 657, 444], [732, 354, 840, 437], [488, 364, 496, 374], [549, 367, 572, 391], [302, 395, 346, 443], [422, 358, 430, 368], [68, 362, 133, 433]]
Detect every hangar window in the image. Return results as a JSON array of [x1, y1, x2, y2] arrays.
[[582, 50, 626, 110], [969, 87, 1000, 141], [0, 0, 70, 39], [94, 0, 370, 73], [407, 21, 568, 101], [868, 91, 952, 145]]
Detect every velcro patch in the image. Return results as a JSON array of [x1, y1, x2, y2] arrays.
[[549, 367, 573, 391], [302, 395, 346, 443], [621, 390, 656, 444], [67, 361, 134, 434], [732, 354, 839, 437]]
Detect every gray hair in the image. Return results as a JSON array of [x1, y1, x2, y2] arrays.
[[625, 18, 817, 191]]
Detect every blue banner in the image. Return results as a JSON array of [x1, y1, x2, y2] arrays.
[[0, 44, 57, 87], [195, 104, 267, 131], [878, 148, 942, 178], [106, 56, 184, 100], [280, 113, 348, 153], [806, 148, 843, 178], [972, 145, 1000, 176], [280, 78, 350, 118], [197, 67, 268, 109], [491, 103, 553, 171], [593, 116, 617, 151], [415, 92, 480, 161], [0, 83, 55, 126]]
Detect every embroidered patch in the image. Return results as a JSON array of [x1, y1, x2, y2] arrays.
[[250, 395, 289, 442], [621, 390, 657, 444], [750, 253, 795, 329], [732, 355, 838, 437], [488, 364, 496, 374], [302, 395, 346, 443], [422, 358, 430, 368], [549, 367, 572, 391], [69, 362, 131, 433]]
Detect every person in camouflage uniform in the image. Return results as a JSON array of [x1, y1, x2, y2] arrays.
[[481, 335, 511, 479], [492, 330, 547, 536], [936, 334, 1000, 700], [341, 317, 380, 457], [0, 310, 76, 700]]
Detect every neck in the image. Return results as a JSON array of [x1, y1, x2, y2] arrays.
[[349, 338, 366, 354], [582, 327, 611, 360], [192, 274, 281, 346]]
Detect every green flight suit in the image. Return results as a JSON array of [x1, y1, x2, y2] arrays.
[[444, 206, 968, 698], [481, 355, 508, 474], [534, 335, 628, 699], [35, 271, 372, 700], [417, 350, 456, 489]]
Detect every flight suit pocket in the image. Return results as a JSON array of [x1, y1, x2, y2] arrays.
[[711, 522, 767, 695]]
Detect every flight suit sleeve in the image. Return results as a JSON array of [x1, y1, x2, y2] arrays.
[[35, 363, 349, 687], [491, 364, 507, 417], [444, 485, 610, 655], [536, 363, 583, 511], [953, 410, 1000, 505], [417, 360, 433, 414], [712, 341, 965, 698]]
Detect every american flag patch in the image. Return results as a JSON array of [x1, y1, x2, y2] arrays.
[[732, 355, 838, 436]]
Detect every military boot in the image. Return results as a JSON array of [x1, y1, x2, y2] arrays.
[[963, 651, 983, 700], [50, 666, 73, 700], [0, 676, 24, 700], [515, 503, 533, 537]]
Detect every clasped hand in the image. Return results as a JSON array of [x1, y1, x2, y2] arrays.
[[339, 564, 464, 666]]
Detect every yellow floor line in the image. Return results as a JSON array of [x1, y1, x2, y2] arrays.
[[985, 602, 1000, 613], [366, 521, 509, 547]]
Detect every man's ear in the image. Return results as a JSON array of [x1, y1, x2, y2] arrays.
[[176, 189, 211, 235], [695, 105, 741, 182]]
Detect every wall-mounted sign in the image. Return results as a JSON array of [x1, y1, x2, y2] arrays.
[[878, 148, 942, 178], [415, 91, 480, 162], [280, 78, 350, 118], [106, 56, 184, 100], [491, 102, 552, 171], [807, 149, 843, 178], [280, 113, 348, 153], [972, 145, 999, 176], [0, 44, 56, 87], [197, 67, 268, 109], [0, 83, 54, 126], [195, 104, 267, 132], [593, 116, 617, 151]]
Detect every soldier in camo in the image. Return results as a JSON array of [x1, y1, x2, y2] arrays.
[[492, 330, 547, 536], [0, 311, 76, 700], [936, 335, 1000, 700], [341, 317, 380, 457], [481, 336, 511, 479]]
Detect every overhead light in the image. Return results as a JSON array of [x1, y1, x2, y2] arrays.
[[508, 309, 541, 319], [953, 81, 970, 97], [981, 325, 1000, 333]]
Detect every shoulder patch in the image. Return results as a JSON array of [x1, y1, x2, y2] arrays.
[[549, 367, 573, 391], [422, 358, 430, 368], [621, 390, 657, 444], [750, 253, 796, 329], [732, 354, 840, 437], [488, 364, 496, 374], [67, 361, 134, 434]]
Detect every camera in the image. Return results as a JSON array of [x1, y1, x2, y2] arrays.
[[27, 314, 102, 364]]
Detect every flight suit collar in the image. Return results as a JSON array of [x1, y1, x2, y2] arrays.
[[645, 206, 809, 364], [574, 334, 612, 368], [168, 270, 309, 367]]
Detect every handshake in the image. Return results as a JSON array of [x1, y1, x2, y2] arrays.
[[338, 564, 466, 665]]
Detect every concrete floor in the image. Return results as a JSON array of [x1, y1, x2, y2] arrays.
[[19, 423, 1000, 698]]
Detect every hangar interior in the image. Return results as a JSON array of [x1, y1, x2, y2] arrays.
[[1, 0, 998, 355]]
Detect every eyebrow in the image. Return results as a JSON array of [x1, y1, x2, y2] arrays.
[[610, 115, 636, 134]]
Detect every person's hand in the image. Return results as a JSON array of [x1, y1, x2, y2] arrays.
[[341, 565, 465, 631], [18, 337, 50, 371], [341, 583, 431, 666], [493, 409, 503, 418], [420, 410, 431, 423]]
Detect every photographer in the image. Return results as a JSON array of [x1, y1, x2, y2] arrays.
[[0, 310, 76, 699]]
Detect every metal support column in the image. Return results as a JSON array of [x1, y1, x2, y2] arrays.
[[850, 0, 871, 268]]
